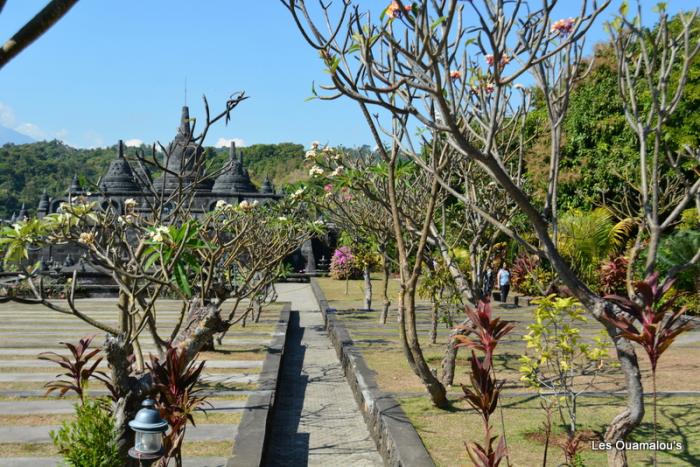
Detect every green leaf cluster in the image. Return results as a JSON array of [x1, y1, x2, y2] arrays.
[[50, 398, 121, 467]]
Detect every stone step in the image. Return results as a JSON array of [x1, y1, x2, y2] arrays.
[[0, 389, 270, 399], [0, 359, 263, 369], [0, 372, 259, 384], [0, 398, 249, 415], [0, 423, 237, 443], [0, 338, 271, 348]]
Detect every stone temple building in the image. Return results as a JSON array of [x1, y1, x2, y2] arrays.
[[37, 106, 280, 220], [2, 106, 330, 285]]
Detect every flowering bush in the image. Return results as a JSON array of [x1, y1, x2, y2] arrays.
[[329, 246, 361, 280]]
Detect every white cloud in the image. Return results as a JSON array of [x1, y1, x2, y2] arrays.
[[0, 102, 16, 127], [54, 128, 69, 140], [0, 101, 48, 141], [214, 137, 246, 148], [124, 138, 144, 147], [15, 122, 46, 140]]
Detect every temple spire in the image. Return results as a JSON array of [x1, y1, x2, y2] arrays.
[[229, 140, 236, 160], [179, 106, 191, 136], [118, 139, 125, 158], [67, 174, 82, 194], [37, 190, 49, 217]]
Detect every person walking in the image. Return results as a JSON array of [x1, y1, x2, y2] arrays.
[[483, 265, 494, 298], [497, 263, 511, 303]]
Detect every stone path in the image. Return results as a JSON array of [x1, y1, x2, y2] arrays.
[[265, 283, 383, 466]]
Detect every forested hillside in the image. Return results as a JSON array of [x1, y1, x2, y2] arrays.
[[0, 140, 307, 218]]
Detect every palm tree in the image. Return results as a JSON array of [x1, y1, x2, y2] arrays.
[[556, 208, 634, 288]]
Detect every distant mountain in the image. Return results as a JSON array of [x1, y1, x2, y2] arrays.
[[0, 126, 35, 145]]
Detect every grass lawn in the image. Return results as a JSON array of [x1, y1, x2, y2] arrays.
[[318, 277, 700, 466], [404, 395, 699, 466]]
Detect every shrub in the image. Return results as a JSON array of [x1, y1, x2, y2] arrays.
[[329, 246, 361, 279], [510, 254, 538, 293], [519, 295, 610, 435], [51, 398, 121, 467], [511, 254, 554, 296], [598, 255, 628, 295]]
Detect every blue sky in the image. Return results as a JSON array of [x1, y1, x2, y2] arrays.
[[0, 0, 694, 149]]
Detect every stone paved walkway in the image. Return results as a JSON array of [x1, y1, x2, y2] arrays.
[[265, 283, 383, 467]]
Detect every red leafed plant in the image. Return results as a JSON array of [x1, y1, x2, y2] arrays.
[[603, 272, 694, 464], [147, 346, 210, 467], [38, 335, 115, 404], [510, 253, 538, 292], [455, 300, 514, 365], [454, 300, 514, 467], [598, 255, 629, 295]]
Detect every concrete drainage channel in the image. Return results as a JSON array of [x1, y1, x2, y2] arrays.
[[309, 278, 436, 467], [226, 303, 291, 467]]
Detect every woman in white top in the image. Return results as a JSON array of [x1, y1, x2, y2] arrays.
[[497, 264, 511, 303]]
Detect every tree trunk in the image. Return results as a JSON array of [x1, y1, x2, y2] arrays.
[[432, 231, 476, 385], [441, 329, 460, 386], [430, 298, 439, 344], [254, 299, 263, 323], [363, 263, 372, 311], [104, 334, 145, 464], [403, 286, 449, 407], [379, 251, 391, 324], [602, 322, 645, 467], [172, 301, 228, 361]]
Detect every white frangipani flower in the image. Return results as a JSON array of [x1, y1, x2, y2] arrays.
[[291, 187, 306, 201], [239, 200, 258, 211], [309, 165, 324, 177]]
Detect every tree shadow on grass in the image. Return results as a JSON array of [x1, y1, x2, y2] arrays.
[[626, 399, 699, 466]]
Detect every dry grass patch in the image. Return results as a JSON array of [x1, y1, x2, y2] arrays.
[[0, 414, 74, 426], [0, 442, 57, 457], [199, 349, 266, 361], [316, 275, 402, 303], [183, 440, 233, 457], [0, 382, 49, 391], [192, 411, 242, 425]]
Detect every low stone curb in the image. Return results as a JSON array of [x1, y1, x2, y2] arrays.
[[309, 278, 435, 467], [226, 303, 291, 467]]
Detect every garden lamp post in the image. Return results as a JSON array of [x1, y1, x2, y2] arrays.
[[128, 399, 168, 466]]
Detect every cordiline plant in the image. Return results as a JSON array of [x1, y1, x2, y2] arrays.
[[603, 272, 694, 465], [147, 346, 210, 467], [39, 335, 117, 404], [454, 300, 514, 467]]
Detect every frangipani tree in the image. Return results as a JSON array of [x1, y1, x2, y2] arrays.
[[0, 98, 318, 460], [282, 1, 698, 464], [304, 144, 396, 319]]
